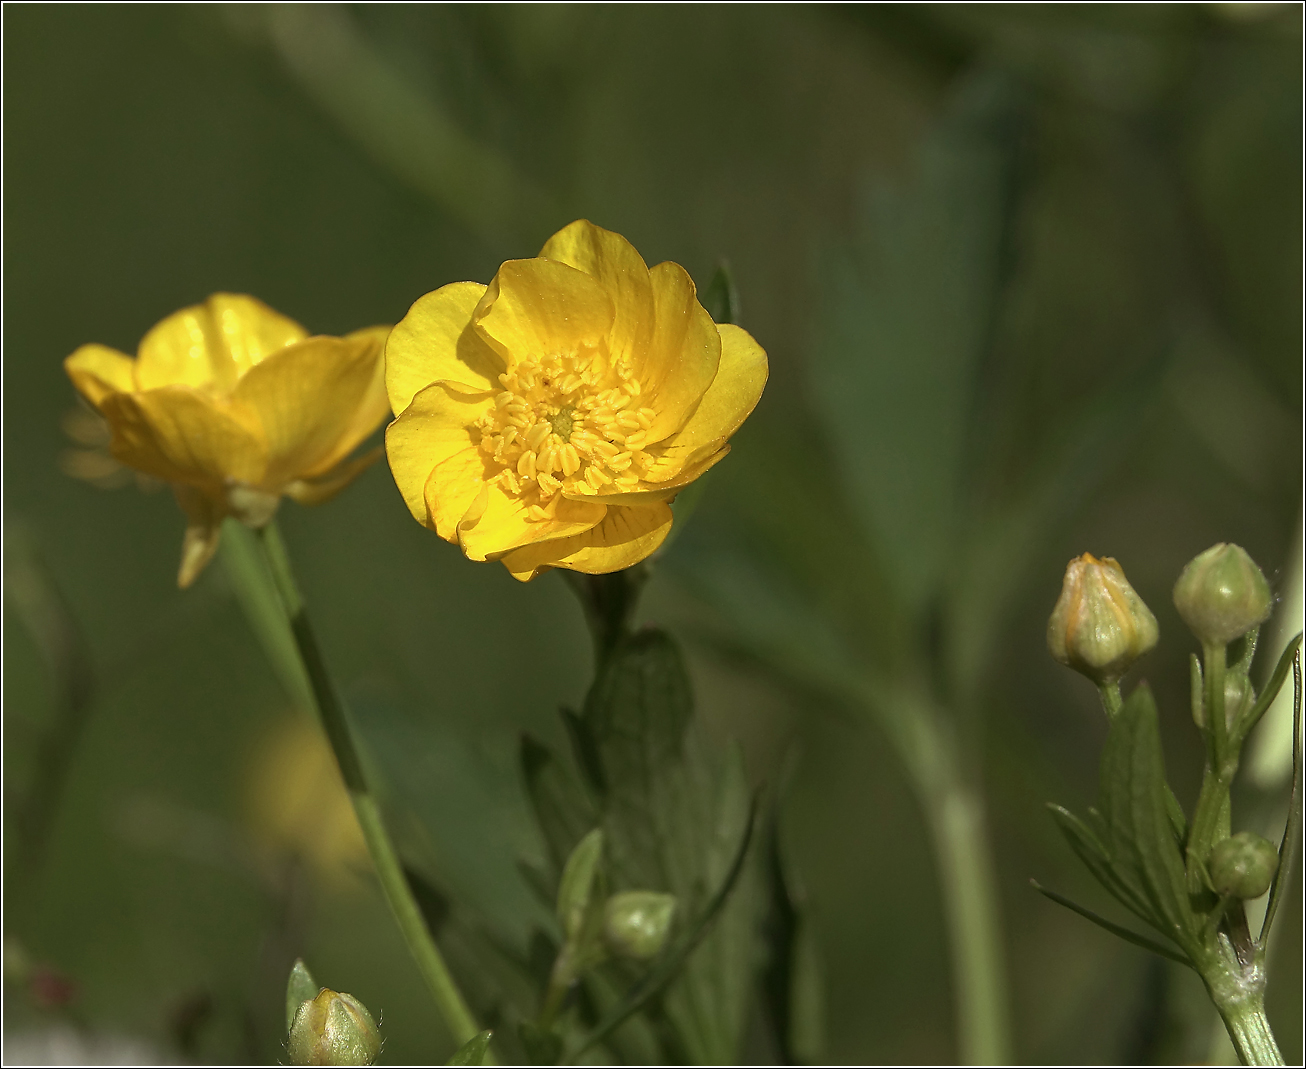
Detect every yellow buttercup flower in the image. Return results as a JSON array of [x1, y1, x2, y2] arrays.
[[385, 220, 768, 580], [64, 294, 390, 587]]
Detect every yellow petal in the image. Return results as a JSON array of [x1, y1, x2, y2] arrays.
[[456, 480, 605, 562], [539, 220, 654, 367], [385, 282, 504, 416], [473, 259, 614, 366], [135, 294, 308, 392], [65, 344, 136, 408], [424, 448, 492, 542], [309, 325, 394, 477], [285, 446, 383, 507], [173, 484, 226, 589], [499, 502, 673, 581], [385, 381, 493, 528], [640, 261, 720, 444], [231, 334, 385, 489], [101, 387, 266, 487], [644, 323, 767, 481]]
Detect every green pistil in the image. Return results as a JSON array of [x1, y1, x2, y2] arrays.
[[550, 406, 575, 439]]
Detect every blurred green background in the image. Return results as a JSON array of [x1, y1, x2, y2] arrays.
[[4, 4, 1301, 1064]]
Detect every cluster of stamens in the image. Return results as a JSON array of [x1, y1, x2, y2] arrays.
[[475, 347, 657, 519]]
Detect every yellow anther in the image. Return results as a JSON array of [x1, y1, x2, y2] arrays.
[[623, 431, 648, 450], [560, 444, 581, 477], [517, 450, 537, 479], [526, 422, 550, 450], [538, 472, 561, 495]]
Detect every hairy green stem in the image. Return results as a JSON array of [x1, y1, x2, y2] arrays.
[[234, 521, 482, 1052]]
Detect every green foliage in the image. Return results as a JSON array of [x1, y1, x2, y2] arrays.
[[518, 628, 764, 1064], [286, 959, 320, 1033], [446, 1029, 493, 1066], [1097, 685, 1195, 950]]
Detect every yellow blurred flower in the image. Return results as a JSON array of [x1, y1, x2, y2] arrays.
[[385, 219, 768, 580], [64, 294, 390, 587], [246, 714, 368, 886]]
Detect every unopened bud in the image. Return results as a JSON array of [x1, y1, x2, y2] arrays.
[[602, 891, 676, 960], [1173, 543, 1272, 648], [288, 988, 381, 1066], [1048, 554, 1158, 684], [1210, 832, 1278, 900]]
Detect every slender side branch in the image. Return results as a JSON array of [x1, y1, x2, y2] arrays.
[[248, 521, 482, 1051]]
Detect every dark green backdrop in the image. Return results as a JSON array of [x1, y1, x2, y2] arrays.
[[4, 5, 1300, 1064]]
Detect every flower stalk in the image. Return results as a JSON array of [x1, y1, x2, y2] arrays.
[[226, 519, 483, 1055]]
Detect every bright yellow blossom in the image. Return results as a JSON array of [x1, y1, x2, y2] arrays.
[[64, 294, 390, 587], [385, 220, 768, 580]]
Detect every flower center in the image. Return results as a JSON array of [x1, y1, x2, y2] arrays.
[[549, 406, 575, 440], [474, 347, 657, 519]]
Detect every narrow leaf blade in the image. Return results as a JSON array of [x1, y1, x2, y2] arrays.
[[1030, 881, 1191, 967]]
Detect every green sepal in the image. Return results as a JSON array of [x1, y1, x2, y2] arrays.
[[285, 958, 319, 1033], [700, 262, 741, 326], [446, 1030, 493, 1066], [1098, 682, 1196, 951]]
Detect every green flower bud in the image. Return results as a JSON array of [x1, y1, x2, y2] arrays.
[[288, 988, 381, 1066], [1209, 832, 1278, 900], [1048, 554, 1159, 684], [602, 891, 676, 960], [1173, 543, 1272, 647]]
